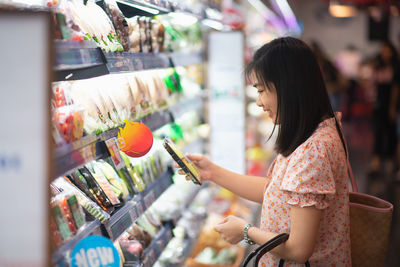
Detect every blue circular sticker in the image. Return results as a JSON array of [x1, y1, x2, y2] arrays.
[[71, 235, 120, 267]]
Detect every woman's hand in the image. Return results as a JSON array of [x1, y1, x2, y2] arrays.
[[213, 215, 248, 244], [174, 154, 214, 183]]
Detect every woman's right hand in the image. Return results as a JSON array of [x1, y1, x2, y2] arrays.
[[174, 154, 214, 183]]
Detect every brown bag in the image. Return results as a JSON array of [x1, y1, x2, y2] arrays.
[[347, 160, 393, 266]]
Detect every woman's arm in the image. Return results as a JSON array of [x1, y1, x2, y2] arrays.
[[214, 206, 322, 264], [248, 206, 322, 263], [210, 163, 269, 203]]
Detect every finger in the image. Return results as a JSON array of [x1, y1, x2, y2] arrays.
[[173, 163, 180, 168], [214, 225, 222, 233], [185, 175, 190, 181], [218, 218, 228, 224], [186, 153, 203, 162]]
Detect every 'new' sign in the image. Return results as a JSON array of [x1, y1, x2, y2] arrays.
[[71, 236, 120, 267]]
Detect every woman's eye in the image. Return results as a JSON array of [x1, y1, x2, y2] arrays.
[[257, 90, 264, 94]]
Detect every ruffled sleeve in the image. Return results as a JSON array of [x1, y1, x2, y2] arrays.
[[280, 141, 336, 209]]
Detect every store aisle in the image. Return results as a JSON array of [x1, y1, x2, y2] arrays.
[[343, 118, 400, 267]]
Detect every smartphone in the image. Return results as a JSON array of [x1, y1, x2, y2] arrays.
[[163, 137, 202, 185]]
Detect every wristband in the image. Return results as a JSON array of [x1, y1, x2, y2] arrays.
[[243, 223, 255, 245]]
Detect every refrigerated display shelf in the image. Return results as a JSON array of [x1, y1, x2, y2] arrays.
[[52, 219, 102, 264], [53, 96, 202, 178], [135, 223, 174, 267], [52, 168, 173, 265], [54, 40, 204, 81], [104, 168, 174, 241]]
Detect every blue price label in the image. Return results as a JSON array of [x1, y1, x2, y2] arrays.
[[71, 235, 120, 267]]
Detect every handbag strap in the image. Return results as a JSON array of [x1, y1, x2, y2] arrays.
[[241, 233, 310, 267], [333, 114, 358, 193], [241, 233, 288, 267]]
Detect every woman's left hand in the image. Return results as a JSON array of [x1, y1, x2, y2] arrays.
[[214, 215, 248, 244]]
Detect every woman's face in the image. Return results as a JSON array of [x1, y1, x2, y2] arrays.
[[253, 75, 278, 123]]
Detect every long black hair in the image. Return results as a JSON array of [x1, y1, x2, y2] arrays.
[[246, 37, 334, 157]]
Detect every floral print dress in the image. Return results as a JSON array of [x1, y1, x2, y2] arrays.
[[259, 115, 351, 267]]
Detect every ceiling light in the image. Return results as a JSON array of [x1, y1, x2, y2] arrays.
[[329, 2, 357, 18], [117, 0, 160, 15]]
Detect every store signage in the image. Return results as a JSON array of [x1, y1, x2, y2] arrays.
[[0, 10, 51, 267], [71, 235, 120, 267]]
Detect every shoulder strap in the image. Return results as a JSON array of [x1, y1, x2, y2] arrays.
[[333, 115, 358, 193]]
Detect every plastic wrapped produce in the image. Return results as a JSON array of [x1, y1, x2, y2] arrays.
[[52, 104, 84, 144], [126, 74, 152, 117], [78, 166, 115, 211], [67, 0, 123, 52], [69, 80, 108, 134], [120, 151, 146, 192], [95, 160, 129, 201], [85, 162, 121, 206], [105, 0, 130, 51], [127, 17, 141, 53], [52, 177, 111, 223]]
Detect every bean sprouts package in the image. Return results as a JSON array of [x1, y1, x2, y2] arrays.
[[126, 74, 153, 118], [67, 0, 123, 52], [140, 71, 169, 109], [53, 177, 111, 223], [102, 74, 137, 121], [69, 79, 108, 134]]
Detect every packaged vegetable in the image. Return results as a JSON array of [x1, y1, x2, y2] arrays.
[[53, 177, 111, 222], [85, 162, 121, 206], [79, 166, 115, 210], [53, 104, 85, 144]]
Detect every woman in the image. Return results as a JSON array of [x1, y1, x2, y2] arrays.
[[176, 37, 351, 266]]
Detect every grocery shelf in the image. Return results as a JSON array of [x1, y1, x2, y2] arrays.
[[105, 52, 170, 73], [53, 138, 108, 178], [134, 223, 174, 267], [103, 168, 174, 241], [54, 40, 205, 81], [53, 97, 200, 179], [54, 40, 108, 81], [52, 219, 102, 264]]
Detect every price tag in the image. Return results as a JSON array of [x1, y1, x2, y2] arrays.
[[105, 137, 123, 170], [144, 191, 156, 209], [80, 143, 96, 163]]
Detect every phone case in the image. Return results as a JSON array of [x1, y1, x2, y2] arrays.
[[162, 138, 201, 185]]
